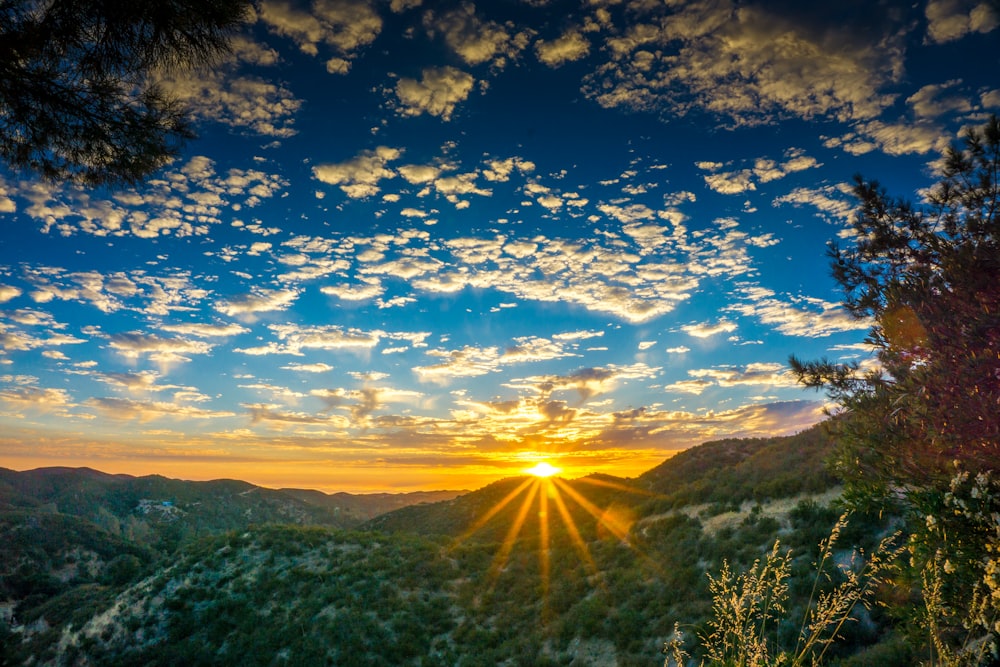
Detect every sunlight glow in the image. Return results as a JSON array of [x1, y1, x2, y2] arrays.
[[525, 461, 561, 477]]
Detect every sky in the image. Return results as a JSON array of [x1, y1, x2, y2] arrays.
[[0, 0, 998, 493]]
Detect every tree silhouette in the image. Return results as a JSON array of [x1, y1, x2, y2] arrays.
[[791, 115, 1000, 496], [792, 116, 1000, 659], [0, 0, 252, 187]]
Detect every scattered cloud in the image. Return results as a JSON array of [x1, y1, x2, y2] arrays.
[[727, 287, 870, 337], [393, 66, 475, 121], [313, 146, 402, 198], [536, 29, 590, 67], [215, 289, 299, 318], [681, 320, 738, 339], [423, 3, 529, 67], [582, 1, 906, 125], [924, 0, 998, 44]]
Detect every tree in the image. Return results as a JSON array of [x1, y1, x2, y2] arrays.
[[0, 0, 252, 187], [791, 115, 1000, 495], [791, 116, 1000, 663]]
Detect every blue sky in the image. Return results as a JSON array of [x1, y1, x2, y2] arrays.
[[0, 0, 997, 492]]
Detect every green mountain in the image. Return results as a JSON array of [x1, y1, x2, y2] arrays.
[[3, 427, 915, 666]]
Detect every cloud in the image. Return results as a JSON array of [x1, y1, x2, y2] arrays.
[[87, 397, 235, 422], [236, 323, 384, 357], [688, 362, 798, 388], [320, 279, 386, 301], [0, 386, 74, 414], [552, 330, 605, 342], [159, 71, 300, 139], [311, 385, 424, 424], [698, 149, 820, 194], [109, 333, 213, 365], [598, 400, 826, 450], [0, 322, 86, 354], [773, 183, 855, 224], [582, 1, 906, 126], [681, 319, 738, 338], [312, 146, 402, 198], [214, 289, 299, 317], [727, 287, 870, 337], [159, 322, 250, 338], [924, 0, 998, 43], [906, 79, 974, 118], [826, 118, 952, 156], [413, 345, 501, 381], [394, 66, 475, 121], [258, 0, 383, 57], [423, 3, 529, 66], [508, 363, 659, 403], [664, 379, 712, 394], [20, 266, 208, 316], [536, 29, 590, 66], [282, 362, 335, 373], [15, 156, 286, 238], [0, 286, 21, 303], [246, 403, 349, 427]]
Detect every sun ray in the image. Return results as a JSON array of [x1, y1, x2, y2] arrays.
[[575, 475, 664, 498], [538, 477, 551, 622], [485, 479, 540, 591], [554, 478, 633, 543], [549, 481, 601, 579], [451, 476, 536, 549]]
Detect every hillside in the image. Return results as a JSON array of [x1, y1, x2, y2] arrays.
[[0, 467, 466, 545], [3, 428, 917, 666], [636, 422, 838, 513], [280, 487, 467, 524]]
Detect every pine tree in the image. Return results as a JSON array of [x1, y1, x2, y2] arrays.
[[0, 0, 252, 186]]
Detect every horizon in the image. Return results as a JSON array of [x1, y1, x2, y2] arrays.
[[3, 455, 651, 495], [1, 1, 997, 492]]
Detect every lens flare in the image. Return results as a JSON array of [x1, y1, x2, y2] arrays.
[[525, 461, 560, 477]]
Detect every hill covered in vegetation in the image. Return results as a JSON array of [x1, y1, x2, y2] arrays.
[[3, 425, 917, 666]]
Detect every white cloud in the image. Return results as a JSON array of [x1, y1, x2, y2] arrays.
[[159, 322, 249, 338], [423, 3, 528, 66], [0, 286, 22, 303], [582, 1, 905, 125], [925, 0, 998, 43], [109, 333, 213, 365], [215, 289, 299, 317], [312, 146, 402, 198], [394, 66, 475, 121], [681, 319, 738, 338], [258, 0, 383, 57], [536, 30, 590, 67], [727, 287, 870, 337]]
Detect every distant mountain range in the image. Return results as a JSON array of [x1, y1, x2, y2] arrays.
[[5, 424, 910, 667]]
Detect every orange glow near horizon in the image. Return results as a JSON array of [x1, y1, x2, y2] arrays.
[[0, 447, 675, 495]]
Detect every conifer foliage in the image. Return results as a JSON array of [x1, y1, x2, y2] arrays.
[[0, 0, 252, 186], [791, 115, 1000, 494], [791, 116, 1000, 663]]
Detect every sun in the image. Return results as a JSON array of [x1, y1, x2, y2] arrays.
[[525, 461, 560, 478]]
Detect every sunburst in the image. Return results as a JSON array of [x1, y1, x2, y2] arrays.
[[451, 463, 664, 622]]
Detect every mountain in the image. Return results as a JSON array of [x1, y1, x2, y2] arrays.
[[0, 467, 467, 545], [279, 487, 467, 524], [365, 472, 648, 542], [4, 428, 914, 666]]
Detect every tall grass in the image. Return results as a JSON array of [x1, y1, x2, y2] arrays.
[[665, 513, 902, 667]]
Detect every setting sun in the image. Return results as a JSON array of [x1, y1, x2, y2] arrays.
[[525, 461, 561, 478]]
